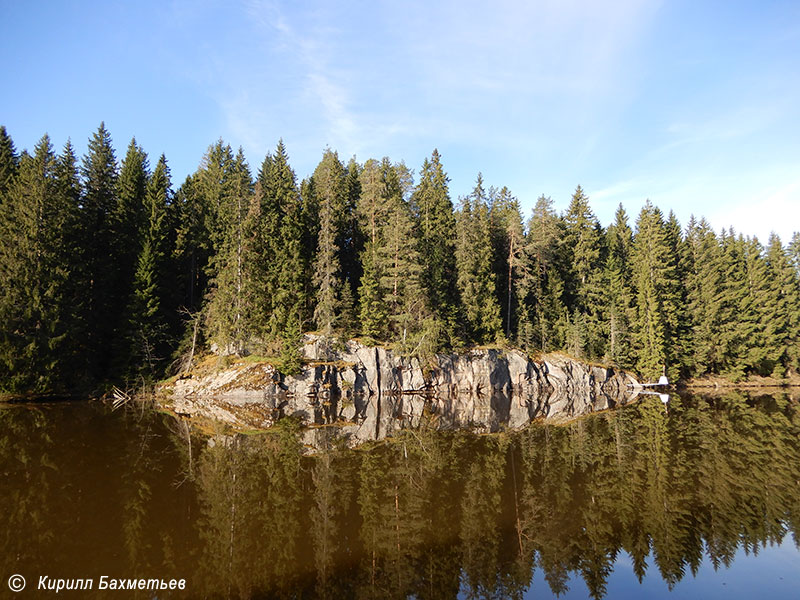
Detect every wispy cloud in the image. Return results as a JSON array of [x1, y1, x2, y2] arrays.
[[159, 0, 800, 242], [305, 72, 358, 148], [240, 0, 365, 156], [592, 178, 650, 204], [212, 0, 664, 167], [657, 102, 787, 157]]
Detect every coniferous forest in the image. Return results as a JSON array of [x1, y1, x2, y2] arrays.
[[1, 123, 799, 394]]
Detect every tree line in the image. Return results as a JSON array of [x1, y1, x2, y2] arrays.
[[1, 123, 799, 393]]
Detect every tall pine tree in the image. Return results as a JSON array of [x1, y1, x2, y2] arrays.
[[173, 173, 212, 314], [110, 139, 150, 373], [114, 139, 149, 292], [489, 186, 524, 339], [54, 139, 89, 383], [340, 156, 363, 303], [717, 231, 760, 378], [378, 160, 429, 350]]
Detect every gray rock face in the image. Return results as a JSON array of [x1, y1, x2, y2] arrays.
[[162, 335, 640, 446]]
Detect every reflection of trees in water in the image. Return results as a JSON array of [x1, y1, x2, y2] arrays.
[[0, 406, 58, 572], [0, 403, 198, 595], [196, 424, 304, 598], [519, 392, 800, 598], [3, 393, 798, 599], [194, 392, 800, 599]]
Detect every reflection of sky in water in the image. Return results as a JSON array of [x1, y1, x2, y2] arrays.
[[518, 540, 800, 599]]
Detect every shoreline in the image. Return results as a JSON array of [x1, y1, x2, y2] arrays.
[[678, 373, 800, 390]]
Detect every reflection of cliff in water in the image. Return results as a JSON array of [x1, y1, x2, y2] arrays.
[[2, 392, 799, 599], [195, 391, 800, 599], [168, 345, 640, 445]]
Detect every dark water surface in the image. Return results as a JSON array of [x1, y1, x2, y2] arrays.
[[2, 392, 799, 599]]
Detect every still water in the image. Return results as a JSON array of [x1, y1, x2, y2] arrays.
[[1, 392, 799, 599]]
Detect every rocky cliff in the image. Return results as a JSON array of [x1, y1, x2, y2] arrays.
[[160, 335, 640, 446]]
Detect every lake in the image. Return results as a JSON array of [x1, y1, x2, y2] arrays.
[[1, 391, 799, 598]]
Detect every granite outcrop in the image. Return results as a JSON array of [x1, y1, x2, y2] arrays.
[[161, 335, 640, 446]]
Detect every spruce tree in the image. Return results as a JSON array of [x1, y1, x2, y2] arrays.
[[0, 145, 48, 390], [251, 152, 279, 335], [114, 140, 149, 277], [518, 195, 566, 352], [631, 201, 677, 379], [789, 232, 800, 278], [249, 140, 307, 346], [682, 217, 723, 376], [190, 139, 252, 353], [355, 158, 430, 348], [342, 157, 364, 298], [195, 140, 236, 256], [455, 174, 502, 344], [176, 140, 241, 319], [276, 146, 308, 332], [412, 150, 461, 342], [173, 174, 210, 313], [356, 159, 393, 340], [717, 231, 760, 378], [763, 234, 800, 376], [53, 139, 89, 384], [664, 211, 687, 368], [356, 159, 391, 247], [0, 136, 80, 391], [378, 163, 428, 349], [125, 155, 173, 377], [357, 239, 387, 340], [310, 149, 348, 336], [563, 186, 602, 309], [562, 186, 604, 357], [204, 147, 254, 354], [195, 140, 235, 350], [115, 140, 148, 260], [300, 176, 318, 326], [80, 122, 119, 380], [0, 125, 18, 203], [603, 204, 635, 367], [110, 139, 150, 373]]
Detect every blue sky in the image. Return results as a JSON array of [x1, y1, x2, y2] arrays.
[[2, 0, 799, 242]]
